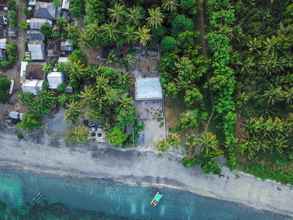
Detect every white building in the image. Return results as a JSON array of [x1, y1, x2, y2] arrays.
[[61, 0, 70, 10], [21, 80, 43, 95], [20, 61, 28, 83], [28, 42, 45, 61], [47, 71, 64, 89], [0, 38, 7, 49], [135, 77, 163, 101], [27, 18, 52, 30]]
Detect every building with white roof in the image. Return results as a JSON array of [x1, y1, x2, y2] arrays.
[[61, 0, 70, 10], [0, 38, 7, 49], [27, 18, 52, 30], [47, 71, 64, 89], [135, 77, 163, 101], [28, 42, 45, 61], [20, 61, 28, 83], [58, 57, 69, 63], [21, 80, 43, 95]]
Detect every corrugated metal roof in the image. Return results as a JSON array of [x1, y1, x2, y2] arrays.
[[28, 18, 52, 30], [28, 42, 45, 61], [135, 77, 163, 101], [21, 80, 43, 95], [62, 0, 70, 10], [34, 2, 56, 20], [47, 71, 64, 89], [0, 38, 7, 49]]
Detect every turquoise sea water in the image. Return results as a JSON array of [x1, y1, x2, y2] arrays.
[[0, 169, 292, 220]]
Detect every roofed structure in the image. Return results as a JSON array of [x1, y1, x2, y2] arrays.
[[21, 80, 43, 95], [135, 77, 163, 101], [28, 42, 45, 61], [0, 38, 7, 49], [27, 30, 45, 41], [61, 0, 70, 10], [47, 71, 64, 89], [27, 18, 52, 30], [34, 2, 57, 20]]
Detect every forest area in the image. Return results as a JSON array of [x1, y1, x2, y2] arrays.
[[9, 0, 292, 184]]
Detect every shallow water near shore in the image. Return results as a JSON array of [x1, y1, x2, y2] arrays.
[[0, 169, 292, 220]]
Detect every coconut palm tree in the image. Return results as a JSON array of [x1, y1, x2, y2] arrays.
[[100, 23, 119, 42], [162, 0, 177, 12], [136, 26, 151, 47], [128, 6, 144, 26], [108, 2, 126, 24], [147, 7, 164, 29], [123, 25, 137, 45]]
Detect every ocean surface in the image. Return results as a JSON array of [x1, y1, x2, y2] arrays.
[[0, 169, 292, 220]]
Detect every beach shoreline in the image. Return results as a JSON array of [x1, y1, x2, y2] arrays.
[[0, 131, 292, 218]]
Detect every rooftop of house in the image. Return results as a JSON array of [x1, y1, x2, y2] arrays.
[[33, 2, 57, 20], [27, 30, 45, 42], [47, 71, 64, 89], [27, 18, 52, 30], [135, 77, 163, 101], [0, 38, 6, 49], [21, 79, 44, 95], [61, 0, 70, 10], [28, 42, 45, 61]]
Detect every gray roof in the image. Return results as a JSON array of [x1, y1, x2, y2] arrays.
[[27, 30, 45, 41], [34, 2, 56, 20], [135, 77, 163, 101], [28, 42, 45, 61], [28, 18, 52, 30]]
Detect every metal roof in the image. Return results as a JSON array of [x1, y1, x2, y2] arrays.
[[27, 30, 45, 41], [21, 80, 43, 95], [34, 2, 56, 20], [47, 71, 64, 89], [28, 42, 45, 61], [62, 0, 70, 10], [27, 18, 52, 30], [0, 38, 7, 49], [135, 77, 163, 101]]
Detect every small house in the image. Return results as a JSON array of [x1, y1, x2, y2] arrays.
[[47, 71, 64, 89], [20, 61, 28, 82], [0, 38, 6, 60], [27, 30, 45, 42], [61, 0, 70, 10], [27, 18, 52, 30], [21, 79, 43, 95], [27, 42, 45, 61], [135, 77, 163, 101], [33, 2, 57, 20]]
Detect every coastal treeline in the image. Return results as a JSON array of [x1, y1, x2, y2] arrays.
[[16, 0, 293, 184]]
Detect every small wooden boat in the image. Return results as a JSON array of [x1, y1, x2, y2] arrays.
[[150, 192, 163, 207]]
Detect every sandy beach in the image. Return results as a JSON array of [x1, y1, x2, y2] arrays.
[[0, 131, 292, 217]]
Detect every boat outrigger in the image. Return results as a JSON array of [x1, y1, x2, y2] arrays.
[[150, 192, 163, 207]]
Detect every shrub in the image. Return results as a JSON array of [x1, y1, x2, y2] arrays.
[[0, 43, 17, 69], [107, 127, 128, 146], [172, 15, 194, 35], [66, 125, 89, 144], [17, 113, 42, 130], [0, 75, 10, 103], [161, 36, 177, 53]]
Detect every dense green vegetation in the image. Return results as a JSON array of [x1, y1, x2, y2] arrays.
[[0, 75, 10, 103], [15, 0, 292, 181], [0, 43, 17, 69]]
